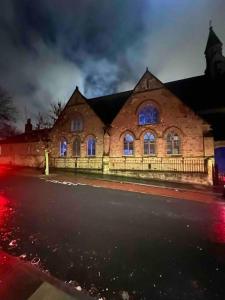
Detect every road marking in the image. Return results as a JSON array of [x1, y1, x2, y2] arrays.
[[40, 178, 87, 187]]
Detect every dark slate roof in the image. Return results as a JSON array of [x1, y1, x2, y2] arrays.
[[205, 27, 223, 53], [165, 75, 211, 111], [0, 128, 50, 144], [1, 74, 224, 144], [86, 75, 225, 140], [165, 75, 225, 140], [87, 90, 133, 125]]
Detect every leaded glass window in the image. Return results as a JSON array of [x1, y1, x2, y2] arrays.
[[71, 116, 83, 132], [87, 137, 96, 156], [139, 105, 159, 125], [73, 137, 81, 156], [167, 132, 180, 155], [60, 138, 67, 157], [124, 134, 134, 156], [144, 132, 156, 155]]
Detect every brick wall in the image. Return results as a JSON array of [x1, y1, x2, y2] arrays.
[[0, 141, 45, 167], [0, 83, 215, 185], [110, 88, 213, 158], [49, 91, 104, 158]]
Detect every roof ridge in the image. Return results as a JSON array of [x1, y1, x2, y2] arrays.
[[165, 75, 205, 85], [87, 90, 133, 101]]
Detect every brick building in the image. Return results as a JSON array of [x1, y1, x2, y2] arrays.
[[1, 26, 224, 185]]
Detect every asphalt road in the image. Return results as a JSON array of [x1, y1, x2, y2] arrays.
[[0, 173, 225, 300]]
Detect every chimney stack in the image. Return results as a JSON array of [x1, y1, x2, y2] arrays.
[[25, 118, 33, 133]]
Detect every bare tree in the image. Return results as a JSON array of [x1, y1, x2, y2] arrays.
[[35, 101, 65, 130], [0, 87, 19, 138], [35, 112, 51, 130], [0, 87, 16, 123], [49, 101, 65, 124]]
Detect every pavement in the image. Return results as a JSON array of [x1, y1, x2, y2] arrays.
[[2, 165, 223, 204], [0, 251, 93, 300], [44, 170, 223, 204]]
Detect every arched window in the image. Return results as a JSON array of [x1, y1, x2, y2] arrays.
[[124, 134, 134, 156], [87, 137, 96, 156], [144, 132, 156, 155], [71, 115, 83, 132], [138, 104, 159, 125], [73, 137, 81, 157], [166, 132, 180, 155], [60, 138, 67, 157]]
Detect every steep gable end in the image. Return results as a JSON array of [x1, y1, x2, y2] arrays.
[[53, 86, 106, 132], [134, 69, 163, 93], [66, 86, 86, 108]]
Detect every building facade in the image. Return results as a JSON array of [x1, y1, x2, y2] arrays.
[[1, 26, 224, 185], [47, 70, 214, 185]]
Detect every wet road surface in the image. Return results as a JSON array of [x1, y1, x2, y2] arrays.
[[0, 173, 225, 299]]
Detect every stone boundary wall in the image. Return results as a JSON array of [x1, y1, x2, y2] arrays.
[[0, 154, 45, 168], [49, 156, 213, 185]]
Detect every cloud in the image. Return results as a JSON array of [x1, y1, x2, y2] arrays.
[[0, 29, 84, 128], [0, 0, 225, 129]]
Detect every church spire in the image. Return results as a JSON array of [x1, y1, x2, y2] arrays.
[[204, 23, 225, 79], [204, 23, 222, 54]]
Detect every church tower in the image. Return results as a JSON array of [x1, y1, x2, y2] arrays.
[[205, 25, 225, 80]]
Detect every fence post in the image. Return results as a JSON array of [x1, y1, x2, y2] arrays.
[[207, 157, 215, 185], [45, 150, 49, 176], [102, 155, 110, 174]]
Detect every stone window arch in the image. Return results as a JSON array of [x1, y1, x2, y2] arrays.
[[73, 136, 81, 157], [87, 136, 96, 156], [60, 137, 68, 157], [138, 103, 159, 125], [144, 132, 156, 155], [124, 133, 134, 156], [71, 114, 83, 132], [166, 132, 181, 155]]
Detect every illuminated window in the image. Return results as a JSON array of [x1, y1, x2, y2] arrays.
[[60, 138, 67, 157], [166, 132, 180, 155], [139, 105, 159, 125], [87, 137, 96, 156], [71, 116, 83, 132], [124, 134, 134, 156], [73, 137, 81, 156], [144, 132, 156, 155]]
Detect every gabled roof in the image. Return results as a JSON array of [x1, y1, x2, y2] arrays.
[[205, 26, 223, 53], [0, 128, 50, 144], [86, 69, 164, 125], [133, 69, 163, 92], [165, 75, 225, 140], [86, 72, 225, 140], [87, 90, 133, 125], [165, 75, 225, 111]]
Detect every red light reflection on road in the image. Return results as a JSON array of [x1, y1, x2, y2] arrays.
[[0, 165, 13, 177], [0, 166, 7, 176], [0, 195, 9, 228], [210, 202, 225, 244]]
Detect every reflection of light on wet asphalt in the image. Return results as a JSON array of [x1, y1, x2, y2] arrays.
[[0, 195, 10, 228], [210, 202, 225, 244], [2, 178, 225, 299]]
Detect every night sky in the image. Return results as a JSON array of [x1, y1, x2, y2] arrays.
[[0, 0, 225, 126]]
